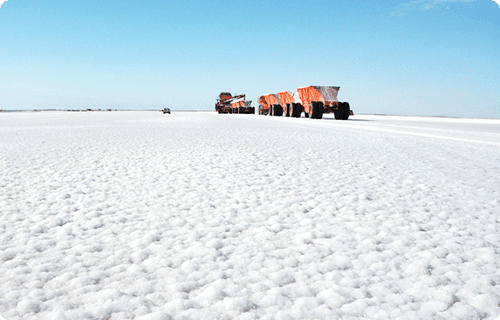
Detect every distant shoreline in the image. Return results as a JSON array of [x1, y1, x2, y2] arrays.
[[1, 109, 498, 120], [0, 109, 214, 113]]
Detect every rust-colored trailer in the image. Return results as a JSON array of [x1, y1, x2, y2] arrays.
[[296, 86, 350, 120], [277, 91, 303, 118], [215, 92, 254, 114], [230, 99, 254, 114], [259, 86, 351, 119], [259, 94, 280, 116], [258, 96, 269, 115]]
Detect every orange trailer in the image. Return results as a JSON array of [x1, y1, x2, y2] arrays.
[[277, 91, 303, 118], [259, 94, 280, 116], [258, 96, 269, 115], [230, 99, 254, 114], [296, 86, 350, 120]]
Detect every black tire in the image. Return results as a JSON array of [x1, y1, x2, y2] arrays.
[[317, 101, 324, 119], [292, 103, 301, 117], [295, 103, 303, 117], [342, 102, 350, 120], [310, 102, 317, 119], [305, 112, 309, 118], [334, 103, 342, 119], [286, 104, 290, 117]]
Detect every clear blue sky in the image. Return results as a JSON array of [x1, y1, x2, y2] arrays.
[[1, 0, 499, 118]]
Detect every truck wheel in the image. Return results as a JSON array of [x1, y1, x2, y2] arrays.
[[335, 103, 343, 119], [296, 103, 303, 117], [311, 102, 317, 119], [292, 103, 302, 117], [305, 112, 309, 118], [342, 102, 350, 120], [318, 102, 324, 119], [286, 104, 290, 117]]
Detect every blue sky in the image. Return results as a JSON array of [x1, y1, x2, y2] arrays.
[[1, 0, 499, 118]]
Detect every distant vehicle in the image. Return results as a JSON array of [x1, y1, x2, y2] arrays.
[[162, 108, 171, 114], [215, 92, 254, 114]]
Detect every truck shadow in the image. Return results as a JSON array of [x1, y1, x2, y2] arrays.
[[319, 118, 373, 122]]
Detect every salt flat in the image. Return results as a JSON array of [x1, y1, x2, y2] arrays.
[[0, 111, 499, 320]]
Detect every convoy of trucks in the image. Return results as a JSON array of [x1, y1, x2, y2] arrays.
[[217, 86, 351, 120], [215, 92, 254, 114]]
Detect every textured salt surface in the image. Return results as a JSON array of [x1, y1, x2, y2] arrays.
[[0, 111, 499, 319]]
